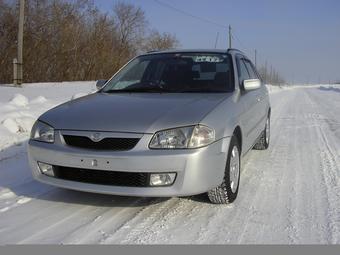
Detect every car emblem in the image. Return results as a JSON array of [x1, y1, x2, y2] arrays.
[[90, 133, 102, 142]]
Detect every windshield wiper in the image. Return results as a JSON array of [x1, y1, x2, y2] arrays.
[[104, 87, 172, 93], [178, 89, 228, 93]]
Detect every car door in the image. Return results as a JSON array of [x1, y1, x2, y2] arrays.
[[243, 59, 268, 137], [235, 55, 262, 152]]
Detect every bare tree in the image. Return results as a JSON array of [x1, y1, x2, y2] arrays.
[[258, 65, 285, 85], [143, 30, 179, 52], [112, 2, 147, 69], [0, 0, 179, 84]]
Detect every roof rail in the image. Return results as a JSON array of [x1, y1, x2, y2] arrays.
[[227, 48, 243, 53], [146, 50, 159, 54]]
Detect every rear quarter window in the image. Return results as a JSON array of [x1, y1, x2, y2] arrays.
[[236, 57, 250, 85], [244, 60, 259, 80]]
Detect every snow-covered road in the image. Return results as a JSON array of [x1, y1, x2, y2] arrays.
[[0, 84, 339, 244]]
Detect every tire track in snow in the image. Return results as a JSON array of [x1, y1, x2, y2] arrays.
[[279, 92, 302, 244], [142, 198, 212, 244], [21, 197, 149, 244], [0, 191, 67, 244], [278, 89, 337, 244], [316, 122, 340, 243], [318, 133, 340, 244], [2, 194, 153, 244], [261, 97, 302, 243], [234, 91, 298, 243], [101, 198, 182, 244], [298, 89, 339, 243], [63, 197, 155, 244], [18, 205, 95, 244], [0, 180, 55, 214]]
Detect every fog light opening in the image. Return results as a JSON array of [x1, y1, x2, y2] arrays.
[[149, 173, 176, 186], [38, 162, 54, 177]]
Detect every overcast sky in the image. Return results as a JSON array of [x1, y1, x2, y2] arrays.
[[95, 0, 340, 84]]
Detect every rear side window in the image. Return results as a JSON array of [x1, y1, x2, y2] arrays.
[[244, 60, 258, 79], [236, 57, 250, 85]]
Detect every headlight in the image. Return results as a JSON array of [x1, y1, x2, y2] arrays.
[[30, 121, 55, 143], [149, 125, 215, 149]]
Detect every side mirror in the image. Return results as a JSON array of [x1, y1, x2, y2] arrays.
[[96, 79, 107, 90], [243, 79, 261, 91]]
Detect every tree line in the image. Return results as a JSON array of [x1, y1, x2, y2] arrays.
[[0, 0, 179, 83], [257, 64, 285, 85]]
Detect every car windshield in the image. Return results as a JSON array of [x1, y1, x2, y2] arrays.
[[102, 53, 234, 93]]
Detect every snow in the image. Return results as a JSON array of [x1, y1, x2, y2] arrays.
[[31, 96, 48, 104], [1, 118, 20, 134], [0, 82, 339, 244], [9, 94, 29, 107], [0, 81, 95, 152]]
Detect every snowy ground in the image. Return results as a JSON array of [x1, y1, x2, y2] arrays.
[[0, 82, 339, 244]]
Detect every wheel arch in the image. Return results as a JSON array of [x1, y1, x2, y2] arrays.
[[233, 126, 242, 153]]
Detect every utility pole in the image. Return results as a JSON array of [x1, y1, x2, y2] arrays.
[[264, 60, 268, 82], [254, 49, 257, 67], [291, 73, 294, 85], [14, 0, 25, 86], [214, 32, 219, 49], [228, 25, 232, 48]]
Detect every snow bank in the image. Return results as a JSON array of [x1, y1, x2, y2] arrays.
[[1, 118, 20, 134], [30, 96, 47, 104], [0, 81, 96, 151], [9, 94, 29, 107], [1, 117, 35, 134]]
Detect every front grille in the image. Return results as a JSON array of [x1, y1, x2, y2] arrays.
[[63, 135, 139, 151], [53, 166, 149, 187]]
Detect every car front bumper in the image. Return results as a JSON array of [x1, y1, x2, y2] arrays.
[[28, 132, 230, 197]]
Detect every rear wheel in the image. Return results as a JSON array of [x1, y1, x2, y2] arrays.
[[208, 135, 240, 204], [253, 115, 270, 150]]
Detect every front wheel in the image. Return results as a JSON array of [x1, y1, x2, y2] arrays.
[[208, 135, 241, 204]]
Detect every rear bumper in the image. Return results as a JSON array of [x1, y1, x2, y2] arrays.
[[28, 135, 230, 197]]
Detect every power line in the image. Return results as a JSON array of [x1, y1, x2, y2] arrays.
[[231, 29, 273, 71], [153, 0, 229, 29], [153, 0, 251, 53], [152, 0, 277, 75], [230, 30, 252, 55]]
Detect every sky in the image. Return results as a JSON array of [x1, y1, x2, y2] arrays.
[[94, 0, 340, 84]]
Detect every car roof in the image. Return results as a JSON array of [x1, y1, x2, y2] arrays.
[[142, 48, 245, 56]]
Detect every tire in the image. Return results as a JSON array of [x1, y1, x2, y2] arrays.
[[253, 115, 270, 150], [208, 135, 241, 204]]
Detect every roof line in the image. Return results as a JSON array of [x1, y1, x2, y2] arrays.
[[143, 48, 245, 55]]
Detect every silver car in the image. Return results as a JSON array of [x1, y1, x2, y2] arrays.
[[28, 49, 270, 204]]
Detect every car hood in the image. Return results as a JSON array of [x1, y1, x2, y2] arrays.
[[39, 92, 230, 133]]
